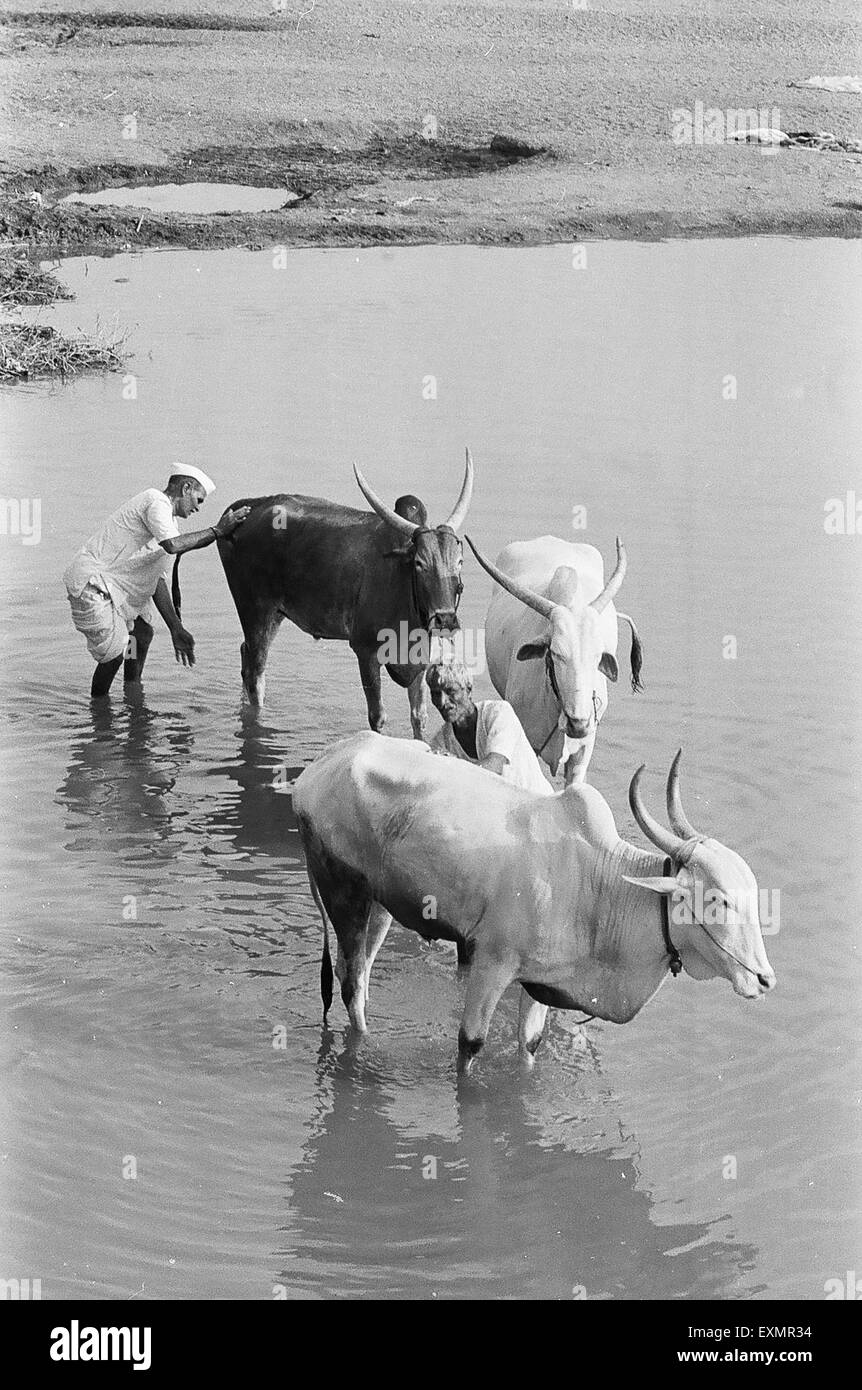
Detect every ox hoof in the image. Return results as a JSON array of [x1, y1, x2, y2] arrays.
[[457, 1029, 484, 1075]]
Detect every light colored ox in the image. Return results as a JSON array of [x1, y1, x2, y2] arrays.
[[294, 733, 775, 1072], [465, 534, 643, 786]]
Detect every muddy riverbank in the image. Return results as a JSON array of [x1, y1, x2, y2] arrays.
[[1, 1, 861, 255]]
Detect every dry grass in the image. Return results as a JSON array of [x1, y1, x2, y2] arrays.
[[0, 251, 73, 307], [0, 316, 128, 380]]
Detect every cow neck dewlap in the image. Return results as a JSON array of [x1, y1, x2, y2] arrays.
[[597, 840, 669, 960], [563, 841, 671, 1021], [523, 839, 672, 1024]]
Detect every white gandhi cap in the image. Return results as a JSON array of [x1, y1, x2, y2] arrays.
[[170, 463, 216, 496]]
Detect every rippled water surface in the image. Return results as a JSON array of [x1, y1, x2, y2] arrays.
[[1, 240, 860, 1300]]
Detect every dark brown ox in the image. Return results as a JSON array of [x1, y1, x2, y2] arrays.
[[173, 454, 473, 735]]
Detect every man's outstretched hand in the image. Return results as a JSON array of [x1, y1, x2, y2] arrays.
[[214, 506, 251, 538], [172, 626, 196, 667]]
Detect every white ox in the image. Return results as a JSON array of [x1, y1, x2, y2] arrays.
[[293, 733, 775, 1072], [466, 534, 643, 785]]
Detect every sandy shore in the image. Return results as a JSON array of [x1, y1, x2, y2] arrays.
[[1, 0, 861, 251]]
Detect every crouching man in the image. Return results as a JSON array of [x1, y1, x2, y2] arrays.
[[425, 659, 553, 796], [63, 466, 249, 700]]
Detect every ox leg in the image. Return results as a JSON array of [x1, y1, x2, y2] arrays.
[[456, 938, 475, 968], [239, 608, 283, 707], [364, 902, 393, 1005], [307, 865, 343, 1022], [302, 835, 374, 1032], [355, 648, 385, 732], [407, 669, 429, 740], [563, 729, 596, 787], [518, 989, 549, 1060], [328, 905, 372, 1033], [342, 934, 370, 1032], [457, 953, 517, 1075]]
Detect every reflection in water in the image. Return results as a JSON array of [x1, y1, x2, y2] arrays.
[[275, 1034, 758, 1300], [212, 708, 303, 858], [57, 690, 194, 844]]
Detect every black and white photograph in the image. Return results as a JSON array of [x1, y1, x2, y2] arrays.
[[1, 0, 860, 1331]]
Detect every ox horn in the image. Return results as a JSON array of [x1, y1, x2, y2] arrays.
[[666, 749, 702, 841], [354, 464, 418, 537], [444, 448, 474, 532], [464, 535, 556, 620], [629, 762, 696, 863], [591, 537, 627, 614]]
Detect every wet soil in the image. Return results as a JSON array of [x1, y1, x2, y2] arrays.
[[1, 2, 860, 255], [0, 135, 552, 254]]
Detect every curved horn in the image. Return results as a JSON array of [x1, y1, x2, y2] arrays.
[[444, 448, 474, 531], [666, 749, 701, 841], [354, 464, 417, 537], [591, 537, 627, 614], [465, 535, 556, 620], [629, 763, 693, 862]]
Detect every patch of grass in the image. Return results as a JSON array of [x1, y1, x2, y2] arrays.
[[0, 251, 73, 307], [0, 318, 128, 381]]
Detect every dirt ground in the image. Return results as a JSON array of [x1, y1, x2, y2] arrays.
[[1, 0, 861, 252]]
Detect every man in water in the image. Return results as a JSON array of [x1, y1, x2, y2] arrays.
[[64, 466, 249, 699], [425, 658, 553, 796]]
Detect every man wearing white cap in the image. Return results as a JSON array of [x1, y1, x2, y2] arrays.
[[64, 468, 249, 699]]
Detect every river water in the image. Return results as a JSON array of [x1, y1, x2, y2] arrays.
[[1, 239, 859, 1300]]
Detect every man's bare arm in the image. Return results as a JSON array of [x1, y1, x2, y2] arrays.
[[152, 577, 195, 666], [159, 506, 250, 556], [480, 752, 509, 776]]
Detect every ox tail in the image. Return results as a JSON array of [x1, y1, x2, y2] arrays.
[[306, 866, 333, 1017], [320, 921, 334, 1018], [617, 612, 644, 693], [171, 553, 182, 620]]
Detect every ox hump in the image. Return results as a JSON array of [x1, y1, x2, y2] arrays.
[[547, 565, 582, 606], [498, 538, 605, 595]]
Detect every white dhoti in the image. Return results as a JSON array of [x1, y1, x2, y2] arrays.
[[64, 488, 179, 667], [66, 580, 132, 664]]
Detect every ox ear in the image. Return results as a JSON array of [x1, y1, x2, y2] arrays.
[[598, 652, 619, 682], [622, 874, 679, 894], [517, 639, 550, 662], [383, 544, 414, 560]]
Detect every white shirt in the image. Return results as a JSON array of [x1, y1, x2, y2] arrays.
[[430, 700, 554, 796], [63, 489, 179, 622]]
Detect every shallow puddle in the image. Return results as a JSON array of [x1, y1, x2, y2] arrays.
[[61, 182, 298, 214]]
